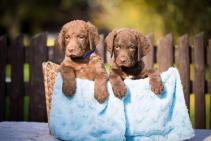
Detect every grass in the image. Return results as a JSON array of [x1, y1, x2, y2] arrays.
[[23, 63, 30, 82], [23, 96, 30, 121], [5, 63, 30, 120]]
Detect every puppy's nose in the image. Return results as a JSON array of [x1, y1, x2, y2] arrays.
[[120, 57, 127, 63], [68, 48, 74, 53]]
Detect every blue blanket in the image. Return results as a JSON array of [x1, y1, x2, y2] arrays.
[[50, 67, 194, 141]]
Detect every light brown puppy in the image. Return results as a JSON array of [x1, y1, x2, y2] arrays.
[[105, 28, 164, 98], [58, 20, 108, 103]]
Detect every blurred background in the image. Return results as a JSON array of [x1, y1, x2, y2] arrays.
[[0, 0, 211, 129], [0, 0, 211, 39]]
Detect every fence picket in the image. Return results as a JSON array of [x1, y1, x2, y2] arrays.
[[98, 35, 106, 63], [193, 32, 205, 129], [157, 33, 173, 72], [177, 34, 190, 110], [144, 33, 154, 69], [9, 35, 25, 121], [49, 40, 64, 64], [208, 39, 211, 129], [0, 36, 7, 121], [29, 32, 48, 121]]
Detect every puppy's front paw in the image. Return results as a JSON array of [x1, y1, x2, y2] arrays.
[[62, 80, 76, 96], [112, 83, 127, 99], [150, 80, 164, 95], [94, 86, 108, 103], [60, 66, 76, 96]]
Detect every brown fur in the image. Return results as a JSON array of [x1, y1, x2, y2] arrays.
[[58, 20, 108, 103], [105, 28, 164, 98]]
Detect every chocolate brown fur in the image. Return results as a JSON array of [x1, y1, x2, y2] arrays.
[[58, 20, 108, 103], [105, 28, 164, 98]]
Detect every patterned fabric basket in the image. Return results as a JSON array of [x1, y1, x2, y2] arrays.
[[42, 61, 59, 129]]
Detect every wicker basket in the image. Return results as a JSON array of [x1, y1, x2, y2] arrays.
[[42, 61, 59, 128]]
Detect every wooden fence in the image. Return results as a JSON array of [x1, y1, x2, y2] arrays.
[[0, 32, 210, 129], [0, 33, 64, 122]]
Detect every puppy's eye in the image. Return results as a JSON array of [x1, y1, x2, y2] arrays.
[[129, 46, 136, 51], [78, 35, 85, 39], [65, 35, 70, 40], [115, 45, 121, 50]]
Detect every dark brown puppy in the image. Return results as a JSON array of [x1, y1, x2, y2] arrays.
[[58, 20, 108, 103], [105, 28, 164, 98]]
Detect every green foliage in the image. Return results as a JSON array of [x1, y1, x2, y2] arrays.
[[146, 0, 211, 36], [0, 0, 89, 38], [24, 63, 30, 82], [24, 96, 29, 121], [91, 0, 211, 38], [1, 0, 210, 39], [91, 0, 164, 38]]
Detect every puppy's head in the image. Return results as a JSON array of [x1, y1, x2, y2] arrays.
[[58, 20, 100, 59], [105, 28, 151, 67]]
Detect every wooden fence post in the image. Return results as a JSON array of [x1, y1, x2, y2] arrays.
[[157, 33, 174, 72], [29, 32, 48, 121], [208, 39, 211, 129], [0, 36, 7, 121], [193, 32, 205, 129], [9, 35, 25, 121], [143, 33, 154, 69], [98, 35, 106, 63], [48, 39, 64, 64], [176, 34, 190, 110]]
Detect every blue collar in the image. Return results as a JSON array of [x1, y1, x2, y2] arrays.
[[83, 48, 96, 59]]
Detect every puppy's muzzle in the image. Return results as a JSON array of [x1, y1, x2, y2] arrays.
[[116, 55, 131, 67], [67, 48, 74, 53], [119, 56, 127, 64], [66, 43, 84, 58]]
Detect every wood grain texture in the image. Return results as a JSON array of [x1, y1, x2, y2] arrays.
[[9, 35, 25, 121], [143, 33, 154, 69], [157, 33, 173, 72], [29, 33, 48, 121], [0, 36, 7, 121], [177, 34, 190, 110], [49, 39, 64, 64], [208, 39, 211, 129], [193, 32, 205, 129]]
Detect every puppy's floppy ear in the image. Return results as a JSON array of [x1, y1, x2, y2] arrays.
[[58, 26, 66, 52], [86, 22, 100, 50], [136, 32, 151, 61], [105, 30, 117, 58]]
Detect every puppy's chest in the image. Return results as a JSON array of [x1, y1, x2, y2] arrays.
[[121, 72, 136, 79], [119, 70, 147, 80], [74, 63, 96, 80]]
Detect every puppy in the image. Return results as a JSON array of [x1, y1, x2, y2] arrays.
[[105, 28, 164, 98], [58, 20, 108, 103]]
